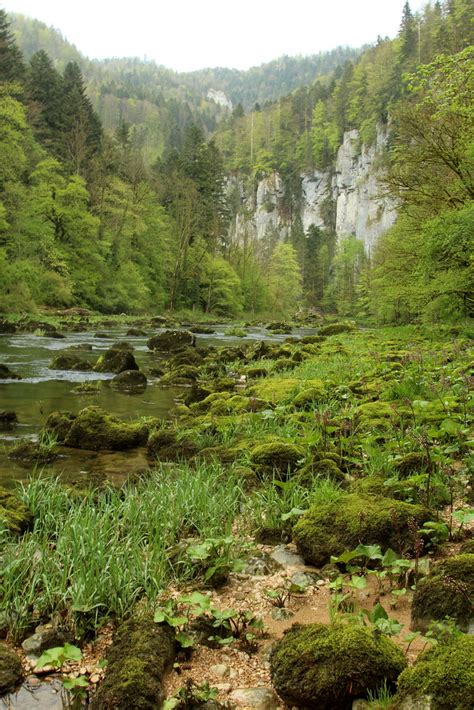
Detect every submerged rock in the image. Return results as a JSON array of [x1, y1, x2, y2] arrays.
[[110, 370, 147, 392], [8, 440, 58, 465], [0, 643, 22, 694], [270, 623, 406, 709], [147, 329, 196, 351], [49, 353, 92, 371], [0, 411, 18, 429], [0, 364, 22, 380], [90, 618, 175, 710]]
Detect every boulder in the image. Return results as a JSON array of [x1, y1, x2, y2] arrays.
[[8, 440, 58, 465], [49, 354, 92, 371], [147, 330, 196, 351], [90, 618, 175, 710], [110, 370, 147, 393], [250, 440, 305, 478], [0, 364, 22, 380], [294, 493, 431, 567], [411, 553, 474, 632], [94, 348, 139, 374], [319, 322, 355, 336], [270, 623, 406, 709], [0, 411, 17, 429], [61, 406, 148, 451], [395, 635, 474, 710], [0, 487, 32, 534], [0, 643, 22, 694], [43, 411, 76, 443], [146, 429, 198, 461]]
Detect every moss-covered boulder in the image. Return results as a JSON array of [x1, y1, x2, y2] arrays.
[[147, 429, 199, 461], [0, 643, 22, 694], [90, 618, 175, 710], [49, 353, 92, 371], [94, 348, 139, 374], [0, 487, 32, 534], [294, 493, 430, 567], [110, 370, 147, 392], [395, 636, 474, 710], [43, 411, 77, 443], [319, 322, 355, 336], [8, 440, 58, 465], [0, 411, 17, 429], [411, 554, 474, 632], [245, 367, 268, 379], [160, 365, 199, 385], [393, 452, 429, 477], [270, 623, 406, 709], [166, 347, 204, 368], [147, 330, 195, 351], [0, 364, 22, 380], [250, 440, 305, 478], [292, 383, 326, 409], [62, 406, 148, 451]]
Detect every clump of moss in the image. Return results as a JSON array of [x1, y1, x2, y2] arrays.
[[109, 370, 147, 392], [0, 643, 22, 693], [319, 322, 355, 336], [292, 383, 326, 409], [250, 440, 305, 478], [411, 554, 474, 632], [94, 348, 139, 374], [61, 406, 148, 451], [160, 365, 199, 385], [44, 411, 76, 442], [270, 622, 406, 709], [91, 618, 175, 710], [293, 493, 430, 567], [395, 635, 474, 710], [0, 487, 32, 534], [147, 330, 196, 351], [146, 429, 198, 462]]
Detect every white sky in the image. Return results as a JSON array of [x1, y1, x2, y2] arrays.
[[3, 0, 430, 72]]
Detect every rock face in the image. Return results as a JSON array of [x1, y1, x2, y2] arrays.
[[229, 125, 396, 255]]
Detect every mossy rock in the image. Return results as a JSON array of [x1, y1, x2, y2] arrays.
[[319, 322, 355, 336], [393, 452, 429, 477], [91, 618, 175, 710], [270, 622, 406, 709], [44, 411, 77, 443], [395, 635, 474, 710], [183, 384, 214, 406], [250, 440, 305, 477], [49, 354, 92, 371], [274, 358, 298, 372], [356, 400, 395, 424], [292, 383, 326, 409], [160, 365, 199, 385], [298, 458, 345, 483], [411, 554, 474, 632], [250, 378, 299, 404], [63, 406, 148, 451], [0, 364, 22, 380], [189, 325, 215, 334], [147, 330, 196, 351], [300, 335, 325, 344], [0, 487, 32, 534], [147, 429, 198, 461], [0, 643, 22, 694], [0, 411, 18, 429], [110, 340, 134, 350], [166, 348, 204, 368], [8, 440, 58, 465], [94, 348, 139, 374], [294, 493, 430, 567], [110, 370, 147, 392], [126, 328, 147, 336], [245, 367, 268, 378]]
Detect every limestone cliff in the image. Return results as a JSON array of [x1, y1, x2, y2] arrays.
[[229, 125, 397, 254]]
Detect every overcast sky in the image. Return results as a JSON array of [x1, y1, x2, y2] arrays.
[[3, 0, 430, 72]]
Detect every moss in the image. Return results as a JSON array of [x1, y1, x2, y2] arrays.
[[319, 322, 355, 336], [94, 348, 139, 374], [250, 378, 299, 404], [63, 406, 149, 451], [250, 440, 305, 478], [274, 358, 298, 372], [224, 326, 246, 337], [91, 618, 175, 710], [294, 493, 430, 567], [411, 554, 474, 632], [8, 440, 58, 465], [393, 452, 429, 478], [245, 367, 268, 379], [460, 538, 474, 554], [298, 458, 345, 483], [147, 330, 196, 351], [356, 401, 396, 423], [44, 411, 76, 442], [160, 365, 199, 385], [0, 643, 22, 693], [395, 636, 474, 710], [292, 383, 326, 409], [270, 622, 406, 710], [147, 429, 198, 461], [49, 354, 92, 371], [0, 487, 32, 534], [166, 348, 204, 368]]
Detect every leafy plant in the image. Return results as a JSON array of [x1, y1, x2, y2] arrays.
[[163, 680, 219, 709], [36, 643, 82, 669]]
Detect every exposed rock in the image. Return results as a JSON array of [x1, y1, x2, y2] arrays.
[[94, 348, 139, 374], [0, 643, 22, 694], [61, 406, 148, 451], [147, 330, 196, 351], [110, 370, 147, 392], [270, 545, 305, 569], [0, 364, 22, 380], [230, 687, 280, 709], [21, 627, 74, 656], [49, 354, 92, 371], [0, 411, 18, 429]]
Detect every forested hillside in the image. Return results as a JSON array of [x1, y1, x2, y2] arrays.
[[0, 1, 473, 321]]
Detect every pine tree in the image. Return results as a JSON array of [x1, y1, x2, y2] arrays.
[[27, 50, 63, 150], [398, 2, 418, 65], [0, 9, 25, 84]]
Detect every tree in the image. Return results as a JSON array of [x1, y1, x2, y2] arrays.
[[0, 10, 25, 83], [267, 242, 302, 316], [200, 254, 243, 316], [27, 50, 63, 151]]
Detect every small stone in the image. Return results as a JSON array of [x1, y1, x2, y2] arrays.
[[229, 669, 239, 680], [215, 683, 232, 693], [90, 673, 100, 683], [270, 545, 305, 569], [210, 663, 230, 678], [230, 686, 280, 710], [317, 579, 326, 586]]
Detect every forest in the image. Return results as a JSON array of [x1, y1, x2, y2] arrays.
[[0, 1, 473, 321]]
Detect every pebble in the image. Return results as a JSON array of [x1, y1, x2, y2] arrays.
[[210, 663, 230, 678]]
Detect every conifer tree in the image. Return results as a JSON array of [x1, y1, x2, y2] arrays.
[[27, 50, 63, 150], [0, 9, 25, 83]]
